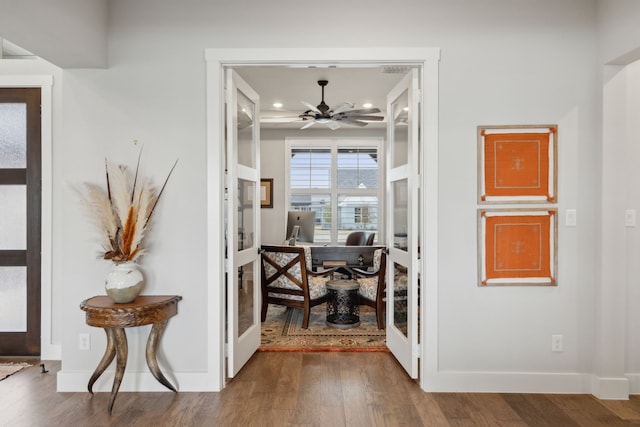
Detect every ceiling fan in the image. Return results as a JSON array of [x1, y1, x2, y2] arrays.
[[298, 80, 383, 130]]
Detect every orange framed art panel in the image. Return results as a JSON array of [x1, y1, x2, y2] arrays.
[[478, 125, 557, 203], [478, 209, 557, 286]]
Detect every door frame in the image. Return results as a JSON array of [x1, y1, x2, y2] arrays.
[[0, 75, 56, 359], [205, 47, 440, 391]]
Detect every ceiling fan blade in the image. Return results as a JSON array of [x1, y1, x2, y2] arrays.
[[343, 107, 381, 115], [329, 102, 354, 115], [326, 120, 341, 130], [261, 109, 304, 123], [298, 112, 316, 120], [301, 101, 321, 115], [261, 117, 302, 124], [339, 119, 368, 127], [301, 120, 316, 129], [342, 115, 384, 121]]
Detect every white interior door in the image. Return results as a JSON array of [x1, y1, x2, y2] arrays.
[[226, 69, 261, 377], [386, 69, 420, 378]]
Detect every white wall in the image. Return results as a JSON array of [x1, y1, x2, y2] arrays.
[[0, 0, 107, 67], [6, 0, 640, 396], [598, 0, 640, 64]]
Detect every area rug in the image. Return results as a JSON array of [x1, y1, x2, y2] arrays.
[[0, 362, 30, 382], [260, 303, 388, 352]]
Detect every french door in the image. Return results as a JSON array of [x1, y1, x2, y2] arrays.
[[0, 88, 41, 356], [225, 70, 262, 377], [385, 69, 420, 377]]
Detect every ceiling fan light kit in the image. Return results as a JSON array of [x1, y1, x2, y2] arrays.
[[298, 79, 383, 130]]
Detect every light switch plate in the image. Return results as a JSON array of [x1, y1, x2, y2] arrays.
[[565, 209, 576, 227]]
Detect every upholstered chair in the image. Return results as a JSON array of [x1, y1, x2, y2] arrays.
[[260, 245, 335, 329], [351, 248, 387, 329]]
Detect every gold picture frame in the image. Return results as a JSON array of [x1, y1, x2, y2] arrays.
[[260, 178, 273, 208]]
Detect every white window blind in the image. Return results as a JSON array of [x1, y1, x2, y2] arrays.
[[287, 139, 382, 245]]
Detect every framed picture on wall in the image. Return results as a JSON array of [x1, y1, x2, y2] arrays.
[[478, 208, 557, 286], [260, 178, 273, 208], [478, 125, 558, 203]]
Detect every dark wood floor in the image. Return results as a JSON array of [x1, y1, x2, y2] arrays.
[[2, 352, 640, 426]]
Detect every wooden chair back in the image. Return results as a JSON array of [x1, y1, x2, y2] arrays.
[[260, 244, 334, 329], [352, 248, 387, 329]]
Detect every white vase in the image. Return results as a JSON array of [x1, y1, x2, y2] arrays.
[[105, 262, 144, 303]]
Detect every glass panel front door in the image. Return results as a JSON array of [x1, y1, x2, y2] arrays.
[[0, 88, 41, 355]]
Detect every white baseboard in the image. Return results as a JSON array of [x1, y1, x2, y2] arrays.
[[423, 370, 594, 394], [56, 370, 221, 392], [56, 368, 634, 398], [591, 376, 630, 400]]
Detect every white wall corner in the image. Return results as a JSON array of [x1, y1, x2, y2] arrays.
[[591, 375, 630, 400], [625, 374, 640, 396], [40, 344, 61, 361]]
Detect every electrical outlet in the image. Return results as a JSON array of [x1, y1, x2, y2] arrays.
[[626, 209, 637, 227], [551, 334, 563, 352], [79, 333, 90, 351]]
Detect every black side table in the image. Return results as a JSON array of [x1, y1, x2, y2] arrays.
[[325, 280, 360, 328]]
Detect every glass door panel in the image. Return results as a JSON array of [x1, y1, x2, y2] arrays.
[[391, 91, 409, 169], [392, 262, 408, 335], [392, 179, 408, 252], [0, 103, 27, 168], [237, 261, 255, 337], [0, 267, 27, 331], [237, 91, 256, 169], [0, 186, 26, 249]]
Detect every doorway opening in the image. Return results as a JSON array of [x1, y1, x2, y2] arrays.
[[206, 47, 439, 391]]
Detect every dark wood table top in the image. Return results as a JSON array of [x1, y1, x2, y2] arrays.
[[80, 295, 182, 328]]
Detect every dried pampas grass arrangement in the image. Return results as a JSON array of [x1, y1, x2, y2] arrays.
[[77, 149, 178, 262]]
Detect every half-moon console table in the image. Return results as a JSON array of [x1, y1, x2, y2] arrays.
[[80, 295, 182, 414]]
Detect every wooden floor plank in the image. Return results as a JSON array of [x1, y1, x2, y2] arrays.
[[2, 354, 640, 426], [546, 394, 631, 426], [502, 393, 581, 426]]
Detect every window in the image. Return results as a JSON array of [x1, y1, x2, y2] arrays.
[[287, 139, 382, 244]]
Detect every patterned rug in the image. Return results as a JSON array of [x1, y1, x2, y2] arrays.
[[0, 362, 30, 381], [260, 303, 388, 352]]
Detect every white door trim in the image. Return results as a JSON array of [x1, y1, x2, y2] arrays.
[[205, 47, 440, 391]]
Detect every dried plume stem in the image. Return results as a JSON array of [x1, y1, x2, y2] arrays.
[[146, 158, 179, 223]]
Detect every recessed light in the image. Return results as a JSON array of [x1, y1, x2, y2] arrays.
[[273, 102, 283, 108], [362, 103, 373, 108]]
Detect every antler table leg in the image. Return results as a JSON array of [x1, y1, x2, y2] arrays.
[[145, 319, 177, 392], [107, 328, 128, 415], [88, 328, 116, 394]]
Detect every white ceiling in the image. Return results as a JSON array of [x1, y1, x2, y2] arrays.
[[234, 65, 411, 130]]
